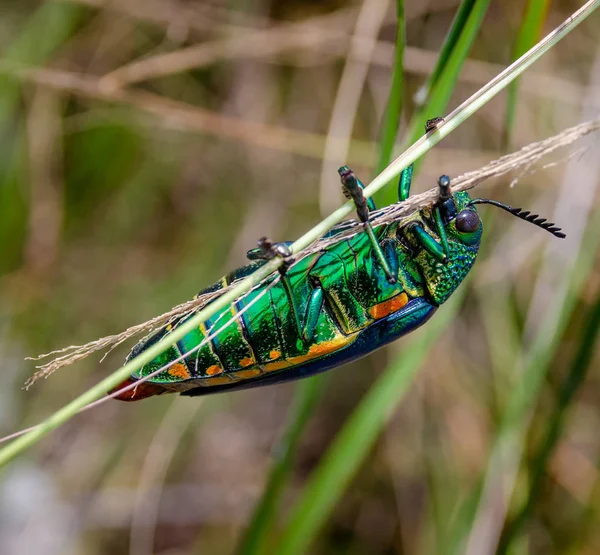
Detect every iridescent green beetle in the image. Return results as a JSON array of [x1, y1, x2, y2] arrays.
[[115, 123, 565, 401]]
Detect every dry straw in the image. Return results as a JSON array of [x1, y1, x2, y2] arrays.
[[25, 115, 600, 385], [0, 0, 598, 468]]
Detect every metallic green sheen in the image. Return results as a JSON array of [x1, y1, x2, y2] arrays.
[[124, 189, 482, 395]]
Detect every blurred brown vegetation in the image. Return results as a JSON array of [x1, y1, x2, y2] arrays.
[[0, 1, 599, 554]]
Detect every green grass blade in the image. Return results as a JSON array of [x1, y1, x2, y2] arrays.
[[376, 0, 491, 206], [496, 291, 600, 554], [451, 213, 600, 555], [374, 0, 405, 176], [0, 0, 596, 467], [236, 375, 326, 555], [241, 6, 406, 549], [404, 0, 491, 147], [274, 289, 467, 555], [413, 0, 477, 108], [504, 0, 551, 147]]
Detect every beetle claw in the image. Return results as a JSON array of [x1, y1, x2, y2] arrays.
[[257, 237, 295, 275]]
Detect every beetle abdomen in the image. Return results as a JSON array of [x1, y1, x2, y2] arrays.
[[183, 297, 437, 396]]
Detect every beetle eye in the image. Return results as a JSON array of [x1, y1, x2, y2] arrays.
[[455, 209, 480, 233]]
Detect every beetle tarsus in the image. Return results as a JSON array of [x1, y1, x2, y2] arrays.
[[339, 166, 370, 222], [398, 118, 444, 203], [425, 116, 445, 132], [338, 166, 397, 284], [257, 236, 295, 275]]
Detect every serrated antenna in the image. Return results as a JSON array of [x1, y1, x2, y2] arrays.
[[467, 198, 566, 239]]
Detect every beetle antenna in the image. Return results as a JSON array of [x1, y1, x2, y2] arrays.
[[467, 198, 566, 238]]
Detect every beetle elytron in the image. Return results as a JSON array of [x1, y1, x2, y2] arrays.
[[115, 122, 565, 401]]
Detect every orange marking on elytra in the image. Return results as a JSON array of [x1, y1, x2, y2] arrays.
[[288, 336, 352, 365], [306, 337, 349, 357], [206, 365, 224, 376], [269, 350, 281, 360], [168, 363, 190, 379], [240, 357, 254, 367], [369, 293, 409, 320]]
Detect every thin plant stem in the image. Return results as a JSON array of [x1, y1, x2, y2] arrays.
[[413, 0, 477, 108], [375, 0, 405, 176], [504, 0, 551, 148], [377, 0, 491, 206], [274, 289, 467, 555], [0, 0, 597, 468], [236, 376, 326, 555], [496, 292, 600, 553]]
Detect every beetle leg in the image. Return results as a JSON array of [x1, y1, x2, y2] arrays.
[[252, 237, 325, 342], [433, 206, 450, 257], [280, 281, 324, 342], [378, 239, 424, 297], [302, 287, 325, 342], [398, 164, 413, 202], [247, 240, 293, 261], [382, 240, 399, 277], [253, 237, 295, 272], [338, 166, 396, 284], [279, 272, 326, 342], [408, 224, 447, 264], [308, 252, 371, 334], [398, 118, 444, 202], [338, 165, 376, 211]]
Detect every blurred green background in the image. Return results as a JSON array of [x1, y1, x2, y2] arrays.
[[0, 1, 599, 554]]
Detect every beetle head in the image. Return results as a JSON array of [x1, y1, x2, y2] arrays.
[[434, 174, 566, 243], [409, 183, 483, 304], [409, 175, 565, 305], [436, 176, 484, 248]]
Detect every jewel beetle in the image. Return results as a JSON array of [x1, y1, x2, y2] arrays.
[[115, 122, 565, 401]]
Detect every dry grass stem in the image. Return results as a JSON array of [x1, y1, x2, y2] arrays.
[[25, 115, 600, 387], [68, 0, 273, 35], [75, 3, 597, 108], [367, 117, 600, 229], [99, 8, 359, 89], [25, 88, 64, 274], [24, 287, 225, 387], [0, 63, 366, 160], [0, 60, 594, 172]]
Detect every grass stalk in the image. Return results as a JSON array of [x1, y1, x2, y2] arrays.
[[273, 290, 466, 555], [457, 213, 600, 555], [377, 0, 491, 206], [374, 0, 405, 176], [504, 0, 551, 148], [0, 0, 596, 468], [413, 0, 477, 108], [496, 291, 600, 553], [236, 376, 326, 555]]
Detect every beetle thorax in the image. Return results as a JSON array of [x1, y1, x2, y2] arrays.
[[416, 241, 479, 304]]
